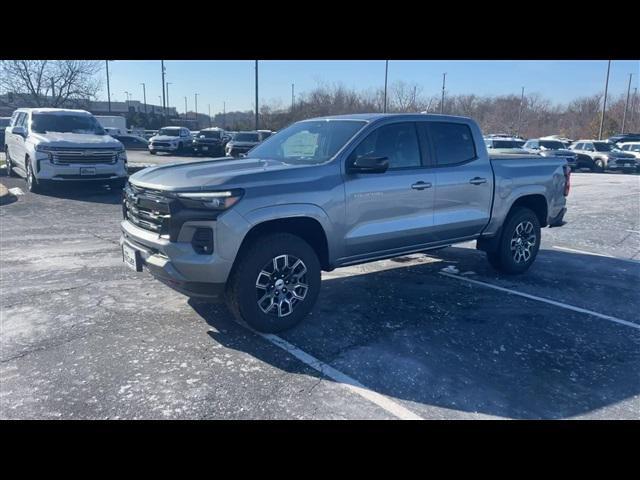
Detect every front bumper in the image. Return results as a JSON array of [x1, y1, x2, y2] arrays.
[[120, 219, 235, 300], [149, 143, 180, 152], [193, 143, 224, 155], [35, 158, 127, 181]]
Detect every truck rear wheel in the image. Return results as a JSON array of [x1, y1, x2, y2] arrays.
[[486, 207, 541, 274], [226, 233, 321, 333]]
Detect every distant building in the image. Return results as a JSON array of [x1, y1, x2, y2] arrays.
[[0, 93, 177, 118]]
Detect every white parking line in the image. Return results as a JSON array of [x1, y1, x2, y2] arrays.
[[256, 332, 424, 420], [551, 245, 614, 258], [439, 271, 640, 331], [551, 245, 640, 264]]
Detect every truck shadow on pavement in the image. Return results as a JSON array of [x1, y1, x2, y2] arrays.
[[191, 247, 640, 419], [39, 183, 123, 205]]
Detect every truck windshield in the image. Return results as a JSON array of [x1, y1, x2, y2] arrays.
[[199, 130, 221, 139], [31, 113, 105, 135], [247, 120, 367, 164], [539, 141, 564, 149], [234, 133, 260, 142], [492, 140, 523, 148], [158, 128, 182, 136]]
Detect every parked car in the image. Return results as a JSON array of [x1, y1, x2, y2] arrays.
[[523, 138, 578, 169], [0, 117, 11, 151], [484, 137, 528, 154], [148, 126, 192, 155], [142, 130, 157, 140], [257, 130, 274, 141], [569, 140, 637, 173], [192, 127, 226, 156], [617, 142, 640, 172], [120, 113, 569, 333], [224, 131, 261, 157], [3, 108, 127, 192], [113, 134, 150, 151], [607, 133, 640, 146]]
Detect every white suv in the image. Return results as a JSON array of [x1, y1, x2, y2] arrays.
[[148, 126, 192, 155], [4, 108, 128, 193]]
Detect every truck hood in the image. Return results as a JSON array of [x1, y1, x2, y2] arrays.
[[129, 157, 301, 191], [30, 132, 122, 149]]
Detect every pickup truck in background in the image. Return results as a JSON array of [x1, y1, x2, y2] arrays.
[[522, 138, 578, 169], [4, 108, 128, 193], [120, 114, 570, 332]]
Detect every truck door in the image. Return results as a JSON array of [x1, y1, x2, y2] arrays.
[[9, 112, 28, 170], [343, 121, 436, 258], [425, 121, 494, 241]]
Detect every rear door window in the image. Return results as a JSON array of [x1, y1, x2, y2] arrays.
[[428, 122, 477, 166]]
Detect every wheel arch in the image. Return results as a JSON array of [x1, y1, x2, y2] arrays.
[[233, 215, 331, 273]]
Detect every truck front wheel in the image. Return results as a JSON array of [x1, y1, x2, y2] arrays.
[[25, 159, 42, 194], [226, 233, 321, 333], [486, 207, 541, 274]]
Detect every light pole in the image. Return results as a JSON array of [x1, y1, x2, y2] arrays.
[[105, 60, 112, 113], [124, 91, 130, 110], [166, 82, 172, 119], [291, 83, 295, 111], [516, 86, 525, 137], [440, 73, 447, 114], [184, 96, 188, 119], [195, 93, 199, 127], [208, 104, 212, 127], [255, 60, 259, 130], [161, 60, 166, 125], [622, 73, 633, 134], [598, 60, 611, 140], [631, 88, 638, 128], [223, 101, 226, 129], [383, 60, 389, 113], [140, 83, 147, 114]]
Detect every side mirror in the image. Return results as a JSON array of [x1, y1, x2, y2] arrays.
[[11, 125, 27, 137], [348, 156, 389, 174]]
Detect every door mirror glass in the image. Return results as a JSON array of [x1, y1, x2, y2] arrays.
[[348, 156, 389, 174]]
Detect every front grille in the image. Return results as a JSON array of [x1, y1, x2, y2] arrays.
[[52, 149, 118, 164], [123, 184, 171, 235], [152, 142, 171, 147]]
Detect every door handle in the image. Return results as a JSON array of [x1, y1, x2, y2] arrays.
[[411, 181, 432, 190], [469, 177, 487, 185]]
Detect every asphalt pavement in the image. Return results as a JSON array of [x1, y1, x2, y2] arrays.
[[1, 165, 638, 419]]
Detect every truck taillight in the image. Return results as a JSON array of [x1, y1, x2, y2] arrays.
[[563, 166, 571, 196]]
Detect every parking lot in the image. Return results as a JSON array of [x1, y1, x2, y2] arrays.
[[1, 152, 639, 419]]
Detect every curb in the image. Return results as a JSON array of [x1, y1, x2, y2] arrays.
[[0, 182, 17, 206]]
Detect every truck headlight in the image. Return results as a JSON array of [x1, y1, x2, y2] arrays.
[[176, 189, 243, 210], [117, 150, 127, 162]]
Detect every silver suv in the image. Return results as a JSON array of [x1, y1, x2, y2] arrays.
[[570, 140, 637, 172], [121, 114, 569, 332]]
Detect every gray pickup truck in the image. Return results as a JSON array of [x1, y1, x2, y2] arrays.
[[120, 114, 570, 332]]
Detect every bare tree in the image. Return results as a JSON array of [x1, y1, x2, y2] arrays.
[[0, 60, 102, 107]]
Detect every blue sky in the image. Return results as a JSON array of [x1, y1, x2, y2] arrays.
[[102, 60, 639, 115]]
